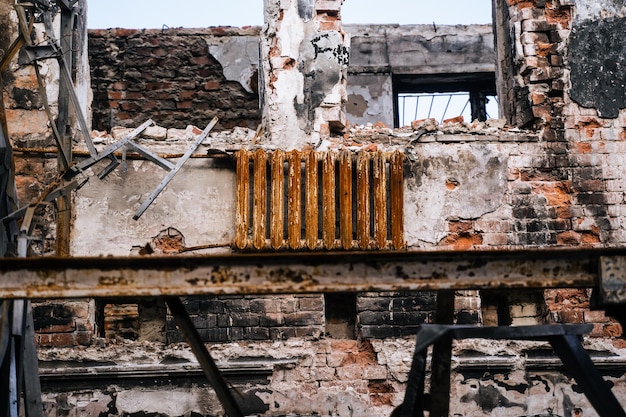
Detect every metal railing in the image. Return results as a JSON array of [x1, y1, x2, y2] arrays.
[[397, 92, 499, 127]]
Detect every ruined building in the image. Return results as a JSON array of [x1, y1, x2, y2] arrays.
[[2, 0, 626, 416]]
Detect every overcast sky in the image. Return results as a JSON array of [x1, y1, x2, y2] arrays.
[[87, 0, 492, 29]]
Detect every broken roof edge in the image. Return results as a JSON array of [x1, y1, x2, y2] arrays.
[[87, 22, 493, 38], [343, 23, 495, 36], [87, 26, 262, 37]]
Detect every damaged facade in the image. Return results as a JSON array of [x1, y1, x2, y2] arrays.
[[2, 0, 626, 416]]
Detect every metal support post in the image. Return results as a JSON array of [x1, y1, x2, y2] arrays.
[[429, 290, 454, 417], [164, 297, 243, 417], [550, 334, 626, 417], [393, 324, 626, 417]]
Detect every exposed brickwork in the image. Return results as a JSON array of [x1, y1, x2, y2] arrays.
[[167, 295, 325, 342], [103, 303, 139, 340], [88, 28, 260, 132], [12, 157, 57, 255], [33, 300, 94, 347], [545, 289, 625, 340], [500, 1, 571, 139], [439, 220, 484, 250], [357, 292, 436, 339], [5, 1, 626, 414]]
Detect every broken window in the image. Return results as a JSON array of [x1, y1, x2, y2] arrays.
[[394, 73, 498, 127], [344, 1, 498, 128]]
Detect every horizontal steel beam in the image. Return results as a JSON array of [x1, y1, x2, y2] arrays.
[[1, 248, 623, 299]]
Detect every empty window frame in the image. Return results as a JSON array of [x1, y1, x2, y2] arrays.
[[393, 73, 498, 127]]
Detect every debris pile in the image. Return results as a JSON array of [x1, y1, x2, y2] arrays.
[[87, 116, 537, 156]]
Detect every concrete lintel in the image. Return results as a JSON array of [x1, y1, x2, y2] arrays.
[[347, 23, 495, 76]]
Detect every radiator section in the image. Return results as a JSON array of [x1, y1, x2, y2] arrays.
[[234, 150, 405, 251]]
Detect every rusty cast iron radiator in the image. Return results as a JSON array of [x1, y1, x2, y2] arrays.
[[234, 150, 405, 251]]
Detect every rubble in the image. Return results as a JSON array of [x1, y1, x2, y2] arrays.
[[84, 116, 537, 159]]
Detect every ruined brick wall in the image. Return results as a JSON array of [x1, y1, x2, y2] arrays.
[[35, 337, 626, 416], [1, 1, 90, 149], [166, 293, 443, 343], [33, 300, 95, 347], [168, 295, 325, 342], [88, 28, 261, 132], [6, 0, 626, 415]]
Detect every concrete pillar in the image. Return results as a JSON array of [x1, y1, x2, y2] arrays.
[[261, 0, 348, 149]]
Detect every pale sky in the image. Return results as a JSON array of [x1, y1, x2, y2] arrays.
[[87, 0, 492, 29]]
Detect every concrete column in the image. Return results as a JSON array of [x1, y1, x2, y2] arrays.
[[261, 0, 348, 149]]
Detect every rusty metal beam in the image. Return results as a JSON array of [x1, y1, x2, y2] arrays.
[[0, 248, 620, 300], [165, 297, 243, 417]]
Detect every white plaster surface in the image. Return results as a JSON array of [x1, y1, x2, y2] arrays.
[[574, 0, 626, 22], [72, 159, 235, 256], [404, 143, 508, 245], [278, 4, 305, 59], [116, 389, 214, 416], [207, 36, 260, 94]]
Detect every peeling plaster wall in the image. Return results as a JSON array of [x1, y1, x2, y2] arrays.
[[260, 0, 348, 149], [405, 142, 507, 245], [36, 338, 626, 417], [72, 158, 235, 256], [573, 0, 626, 22], [7, 0, 626, 415], [347, 24, 495, 75], [208, 35, 260, 94], [346, 73, 394, 127]]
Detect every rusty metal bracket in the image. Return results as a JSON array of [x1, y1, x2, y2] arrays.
[[132, 117, 218, 220], [395, 324, 626, 417], [165, 297, 243, 417], [63, 120, 154, 179]]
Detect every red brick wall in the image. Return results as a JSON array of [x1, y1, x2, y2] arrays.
[[34, 300, 94, 347], [88, 28, 260, 132]]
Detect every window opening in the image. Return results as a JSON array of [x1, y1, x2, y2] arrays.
[[325, 293, 357, 339], [393, 73, 498, 128], [397, 92, 499, 127], [102, 303, 140, 340], [96, 298, 166, 342]]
